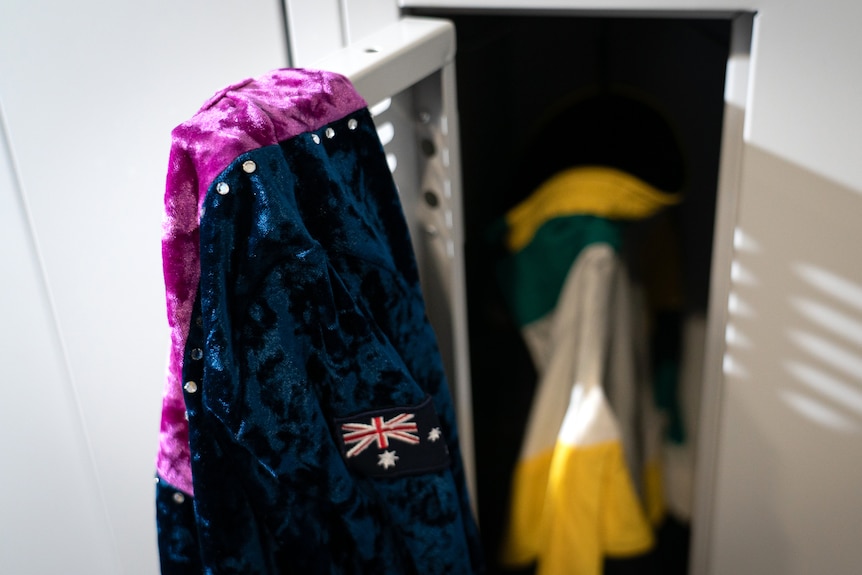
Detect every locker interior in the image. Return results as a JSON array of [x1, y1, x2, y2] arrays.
[[365, 9, 738, 573]]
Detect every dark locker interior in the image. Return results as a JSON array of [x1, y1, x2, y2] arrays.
[[409, 9, 732, 575]]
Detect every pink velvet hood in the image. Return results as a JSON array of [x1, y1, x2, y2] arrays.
[[157, 68, 367, 495]]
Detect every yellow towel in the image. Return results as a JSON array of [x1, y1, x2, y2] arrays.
[[504, 166, 680, 253]]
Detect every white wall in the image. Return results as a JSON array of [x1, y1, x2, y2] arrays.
[[0, 1, 286, 573], [285, 0, 399, 64], [1, 104, 119, 575]]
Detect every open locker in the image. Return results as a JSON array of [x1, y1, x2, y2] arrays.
[[410, 11, 733, 575], [312, 7, 753, 574]]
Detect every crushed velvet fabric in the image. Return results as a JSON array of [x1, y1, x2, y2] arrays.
[[156, 475, 202, 574], [158, 69, 367, 496], [156, 69, 482, 574]]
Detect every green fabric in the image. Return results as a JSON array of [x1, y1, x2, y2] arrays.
[[498, 215, 623, 327], [654, 360, 686, 444]]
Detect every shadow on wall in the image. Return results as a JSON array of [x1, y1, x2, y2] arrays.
[[713, 142, 862, 574], [724, 144, 862, 433]]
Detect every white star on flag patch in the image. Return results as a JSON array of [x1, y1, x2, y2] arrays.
[[428, 427, 442, 442], [334, 396, 451, 477], [378, 450, 399, 469]]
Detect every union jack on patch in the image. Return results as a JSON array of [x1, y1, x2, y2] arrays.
[[333, 396, 451, 478], [341, 413, 420, 458]]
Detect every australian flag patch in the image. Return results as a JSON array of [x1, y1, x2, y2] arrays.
[[334, 396, 450, 478]]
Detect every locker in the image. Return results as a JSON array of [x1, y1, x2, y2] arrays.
[[308, 7, 753, 573]]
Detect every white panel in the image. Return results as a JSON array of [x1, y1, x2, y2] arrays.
[[743, 1, 862, 191], [285, 0, 399, 64], [708, 143, 862, 575], [284, 0, 345, 65], [343, 0, 400, 43], [705, 4, 862, 575], [0, 106, 117, 574], [0, 1, 286, 573]]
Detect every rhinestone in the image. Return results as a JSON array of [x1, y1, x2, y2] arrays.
[[190, 348, 203, 361], [242, 160, 257, 173], [347, 118, 358, 130], [184, 380, 198, 394], [216, 182, 230, 195], [325, 127, 335, 139], [173, 492, 185, 504], [311, 133, 321, 144]]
